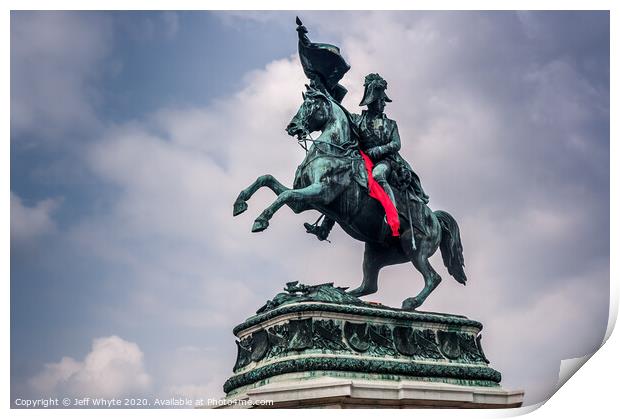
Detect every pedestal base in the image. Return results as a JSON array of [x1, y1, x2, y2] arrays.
[[221, 374, 523, 409], [220, 283, 524, 409]]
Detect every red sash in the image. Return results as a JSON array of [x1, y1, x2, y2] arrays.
[[359, 150, 400, 237]]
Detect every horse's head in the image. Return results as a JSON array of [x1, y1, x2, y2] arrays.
[[286, 85, 332, 138]]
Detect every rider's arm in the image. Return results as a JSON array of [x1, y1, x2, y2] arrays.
[[376, 122, 401, 158]]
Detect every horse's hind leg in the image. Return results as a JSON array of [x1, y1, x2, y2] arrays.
[[349, 243, 407, 297], [402, 254, 442, 310], [400, 232, 442, 310], [233, 175, 289, 216]]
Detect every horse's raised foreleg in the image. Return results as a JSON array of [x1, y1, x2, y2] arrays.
[[233, 175, 290, 216], [252, 182, 337, 233]]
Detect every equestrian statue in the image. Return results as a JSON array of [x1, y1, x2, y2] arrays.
[[233, 18, 467, 310]]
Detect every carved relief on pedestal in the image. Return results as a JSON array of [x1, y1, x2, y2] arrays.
[[344, 321, 370, 352], [233, 315, 490, 374], [313, 319, 347, 351]]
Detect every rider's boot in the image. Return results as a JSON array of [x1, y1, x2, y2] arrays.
[[377, 179, 400, 239], [378, 179, 398, 216], [304, 217, 336, 241]]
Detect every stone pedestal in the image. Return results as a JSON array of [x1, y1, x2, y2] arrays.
[[220, 283, 524, 409], [225, 376, 524, 409]]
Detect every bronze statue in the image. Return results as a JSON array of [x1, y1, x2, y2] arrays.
[[232, 18, 467, 310], [305, 73, 429, 242]]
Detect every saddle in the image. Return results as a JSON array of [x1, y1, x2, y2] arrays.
[[350, 154, 429, 237]]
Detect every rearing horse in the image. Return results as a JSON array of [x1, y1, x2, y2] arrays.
[[233, 86, 467, 310]]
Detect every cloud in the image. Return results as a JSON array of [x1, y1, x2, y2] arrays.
[[10, 192, 59, 243], [29, 336, 151, 398], [115, 11, 180, 42], [69, 55, 312, 326], [10, 12, 113, 141], [10, 11, 182, 144], [158, 346, 233, 402]]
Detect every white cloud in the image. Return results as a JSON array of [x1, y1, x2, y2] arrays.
[[70, 55, 312, 324], [30, 336, 151, 398], [11, 192, 58, 243], [158, 346, 233, 402]]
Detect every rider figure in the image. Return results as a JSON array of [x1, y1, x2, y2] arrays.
[[305, 73, 429, 241], [354, 73, 401, 218]]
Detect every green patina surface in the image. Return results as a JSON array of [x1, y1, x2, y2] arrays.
[[226, 284, 495, 395], [234, 299, 482, 336], [234, 316, 487, 372], [224, 357, 501, 394]]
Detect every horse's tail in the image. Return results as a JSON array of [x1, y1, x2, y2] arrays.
[[434, 210, 467, 285]]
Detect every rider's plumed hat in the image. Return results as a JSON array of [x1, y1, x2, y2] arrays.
[[359, 73, 392, 106]]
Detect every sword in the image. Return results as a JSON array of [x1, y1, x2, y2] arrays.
[[406, 192, 417, 250]]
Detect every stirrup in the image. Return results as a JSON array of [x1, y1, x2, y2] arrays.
[[304, 222, 329, 241]]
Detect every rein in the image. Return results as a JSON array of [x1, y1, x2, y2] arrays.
[[296, 135, 358, 173], [299, 136, 356, 154], [296, 101, 356, 156], [295, 93, 358, 168]]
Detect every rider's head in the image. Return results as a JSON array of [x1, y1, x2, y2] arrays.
[[359, 73, 391, 113], [368, 97, 387, 115]]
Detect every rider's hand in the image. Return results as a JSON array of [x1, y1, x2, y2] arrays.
[[368, 147, 382, 160]]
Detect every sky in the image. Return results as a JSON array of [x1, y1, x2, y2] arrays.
[[10, 11, 610, 407]]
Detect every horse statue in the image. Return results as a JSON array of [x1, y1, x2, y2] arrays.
[[233, 85, 467, 310]]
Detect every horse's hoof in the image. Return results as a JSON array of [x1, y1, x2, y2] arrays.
[[348, 286, 376, 298], [252, 218, 269, 233], [233, 200, 248, 216], [402, 297, 422, 311], [348, 287, 363, 297]]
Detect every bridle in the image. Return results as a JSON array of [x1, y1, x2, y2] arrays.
[[295, 92, 330, 154], [295, 92, 357, 158]]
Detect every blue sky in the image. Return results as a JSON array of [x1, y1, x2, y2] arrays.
[[10, 11, 609, 406]]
